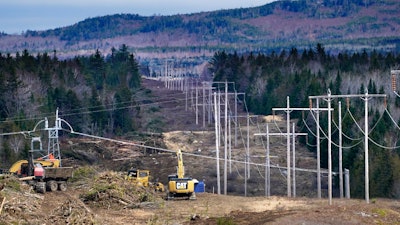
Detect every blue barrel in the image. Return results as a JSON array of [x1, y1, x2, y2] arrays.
[[194, 181, 205, 193]]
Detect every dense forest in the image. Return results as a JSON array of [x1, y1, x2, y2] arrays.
[[26, 0, 389, 42], [0, 45, 141, 165], [208, 44, 400, 199]]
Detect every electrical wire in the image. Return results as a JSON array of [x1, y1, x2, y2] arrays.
[[384, 108, 400, 131], [331, 115, 363, 142], [0, 92, 197, 125], [307, 106, 363, 149]]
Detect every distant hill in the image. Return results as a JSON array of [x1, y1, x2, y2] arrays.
[[0, 0, 399, 60]]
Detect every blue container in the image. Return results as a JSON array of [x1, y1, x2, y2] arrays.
[[194, 181, 205, 193]]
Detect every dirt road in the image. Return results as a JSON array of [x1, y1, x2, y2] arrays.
[[42, 191, 400, 225]]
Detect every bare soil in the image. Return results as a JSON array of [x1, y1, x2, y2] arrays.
[[1, 181, 399, 225], [1, 78, 399, 224]]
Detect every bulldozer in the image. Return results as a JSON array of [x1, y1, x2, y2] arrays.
[[126, 169, 165, 192], [166, 149, 196, 200]]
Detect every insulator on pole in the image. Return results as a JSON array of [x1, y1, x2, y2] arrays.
[[392, 74, 397, 91], [384, 97, 387, 108], [309, 99, 312, 109], [346, 97, 350, 109]]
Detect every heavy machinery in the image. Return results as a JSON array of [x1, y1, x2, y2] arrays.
[[126, 169, 165, 192], [2, 110, 73, 193], [166, 149, 196, 200], [8, 156, 60, 176], [10, 152, 74, 193], [29, 162, 73, 193]]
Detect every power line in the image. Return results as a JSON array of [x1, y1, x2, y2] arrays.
[[0, 94, 198, 124]]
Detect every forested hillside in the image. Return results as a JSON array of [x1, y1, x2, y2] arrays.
[[0, 45, 143, 164], [208, 44, 400, 198], [0, 0, 399, 59]]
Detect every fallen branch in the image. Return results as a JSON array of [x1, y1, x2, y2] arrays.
[[23, 192, 44, 200], [0, 197, 6, 215]]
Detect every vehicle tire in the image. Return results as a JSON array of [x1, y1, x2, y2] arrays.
[[35, 182, 46, 193], [58, 181, 67, 191], [46, 180, 58, 192]]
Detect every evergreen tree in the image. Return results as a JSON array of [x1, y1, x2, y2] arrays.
[[89, 88, 108, 134], [113, 86, 133, 134]]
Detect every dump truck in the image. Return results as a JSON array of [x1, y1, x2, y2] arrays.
[[10, 153, 73, 193], [29, 163, 73, 193]]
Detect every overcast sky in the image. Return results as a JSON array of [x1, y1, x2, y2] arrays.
[[0, 0, 275, 34]]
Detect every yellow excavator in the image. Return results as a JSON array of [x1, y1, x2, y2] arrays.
[[166, 149, 196, 200], [7, 153, 73, 193], [9, 156, 60, 177], [126, 169, 165, 192]]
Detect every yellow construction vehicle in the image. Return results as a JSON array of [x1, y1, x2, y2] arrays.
[[9, 157, 60, 176], [7, 153, 73, 193], [167, 149, 196, 200], [126, 169, 165, 192]]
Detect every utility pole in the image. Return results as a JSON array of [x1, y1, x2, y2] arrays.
[[224, 81, 228, 195], [286, 97, 291, 197], [235, 91, 238, 146], [315, 98, 321, 199], [292, 123, 296, 197], [213, 92, 221, 195], [205, 82, 215, 126], [265, 124, 270, 197], [310, 90, 386, 204], [245, 113, 250, 180], [255, 127, 306, 197], [202, 82, 206, 127], [338, 101, 343, 198], [195, 86, 198, 125], [273, 97, 331, 198]]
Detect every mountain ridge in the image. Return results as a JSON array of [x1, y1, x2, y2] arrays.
[[0, 0, 399, 59]]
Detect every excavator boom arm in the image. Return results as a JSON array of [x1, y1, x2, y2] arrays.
[[177, 149, 185, 178]]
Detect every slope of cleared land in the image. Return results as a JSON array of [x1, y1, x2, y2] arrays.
[[0, 78, 399, 224]]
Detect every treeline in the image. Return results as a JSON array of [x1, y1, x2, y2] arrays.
[[24, 0, 387, 43], [208, 0, 380, 19], [0, 45, 141, 165], [208, 44, 400, 198]]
